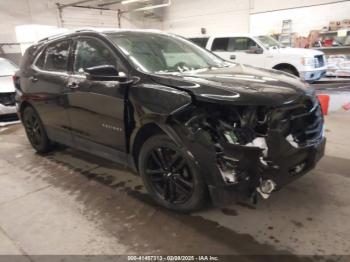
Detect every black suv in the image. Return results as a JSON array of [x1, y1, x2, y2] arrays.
[[15, 29, 325, 212]]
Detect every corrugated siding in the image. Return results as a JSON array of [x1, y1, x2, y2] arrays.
[[61, 7, 119, 28]]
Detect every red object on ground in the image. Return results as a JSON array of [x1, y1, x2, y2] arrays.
[[317, 94, 330, 115], [343, 102, 350, 111]]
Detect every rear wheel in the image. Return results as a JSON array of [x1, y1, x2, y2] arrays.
[[138, 134, 208, 212], [22, 107, 53, 153]]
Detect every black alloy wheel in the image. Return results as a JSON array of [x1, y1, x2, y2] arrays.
[[146, 146, 194, 204], [23, 107, 53, 153], [139, 134, 208, 212]]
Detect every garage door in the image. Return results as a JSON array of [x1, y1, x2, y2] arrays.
[[61, 6, 119, 28]]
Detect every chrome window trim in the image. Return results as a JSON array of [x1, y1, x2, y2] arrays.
[[69, 73, 87, 79], [31, 35, 127, 80], [31, 64, 69, 77]]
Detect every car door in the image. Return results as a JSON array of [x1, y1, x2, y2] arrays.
[[210, 37, 232, 61], [211, 37, 265, 67], [228, 37, 265, 67], [28, 39, 73, 144], [66, 36, 128, 153]]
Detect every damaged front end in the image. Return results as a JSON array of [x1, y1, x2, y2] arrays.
[[170, 95, 326, 206]]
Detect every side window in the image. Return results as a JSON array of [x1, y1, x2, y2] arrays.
[[45, 41, 70, 72], [74, 38, 118, 73], [211, 38, 229, 51], [189, 38, 209, 48], [228, 37, 258, 51], [35, 49, 46, 69]]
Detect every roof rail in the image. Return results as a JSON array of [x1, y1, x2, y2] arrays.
[[36, 28, 166, 43], [38, 32, 71, 43], [37, 28, 97, 43]]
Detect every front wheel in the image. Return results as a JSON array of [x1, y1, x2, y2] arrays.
[[22, 106, 53, 153], [138, 134, 208, 212]]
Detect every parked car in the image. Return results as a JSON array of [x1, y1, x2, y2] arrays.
[[0, 57, 18, 121], [189, 34, 327, 82], [15, 29, 325, 212]]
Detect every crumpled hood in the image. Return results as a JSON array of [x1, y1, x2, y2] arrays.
[[0, 76, 15, 93], [151, 64, 313, 106]]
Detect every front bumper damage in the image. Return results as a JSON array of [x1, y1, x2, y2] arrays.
[[169, 95, 326, 207], [208, 135, 325, 206]]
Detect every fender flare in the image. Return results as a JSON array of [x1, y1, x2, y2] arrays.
[[272, 63, 300, 76]]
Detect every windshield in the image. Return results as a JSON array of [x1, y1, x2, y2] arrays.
[[107, 32, 228, 73], [257, 35, 284, 49], [0, 59, 18, 76]]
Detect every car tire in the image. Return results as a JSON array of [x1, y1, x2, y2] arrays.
[[22, 106, 54, 153], [138, 134, 208, 212]]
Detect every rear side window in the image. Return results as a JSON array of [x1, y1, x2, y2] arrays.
[[35, 50, 46, 69], [189, 37, 209, 48], [45, 41, 70, 72], [35, 40, 70, 72]]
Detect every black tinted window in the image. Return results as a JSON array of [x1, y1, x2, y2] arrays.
[[74, 38, 117, 73], [211, 38, 229, 51], [189, 38, 209, 48], [44, 41, 70, 72]]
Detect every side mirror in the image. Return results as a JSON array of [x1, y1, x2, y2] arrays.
[[246, 46, 263, 54], [85, 65, 126, 81]]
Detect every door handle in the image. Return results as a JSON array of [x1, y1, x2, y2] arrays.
[[29, 76, 38, 82], [230, 55, 236, 60], [67, 82, 79, 89]]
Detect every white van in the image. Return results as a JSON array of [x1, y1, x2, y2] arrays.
[[189, 34, 327, 82]]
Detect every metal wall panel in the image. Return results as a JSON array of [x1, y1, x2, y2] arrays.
[[61, 7, 119, 28]]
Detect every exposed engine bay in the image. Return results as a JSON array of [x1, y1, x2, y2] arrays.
[[171, 95, 325, 204]]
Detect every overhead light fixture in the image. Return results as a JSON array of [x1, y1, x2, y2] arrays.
[[121, 0, 142, 4]]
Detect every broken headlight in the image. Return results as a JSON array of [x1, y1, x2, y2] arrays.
[[206, 106, 270, 184]]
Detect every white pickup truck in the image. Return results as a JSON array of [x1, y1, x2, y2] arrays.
[[189, 34, 327, 82]]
